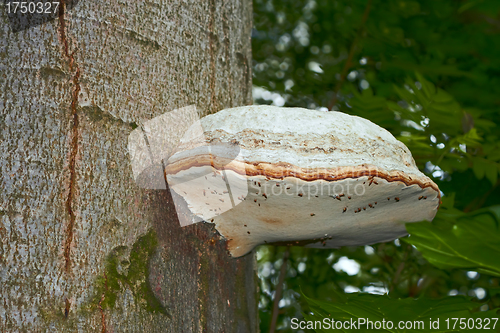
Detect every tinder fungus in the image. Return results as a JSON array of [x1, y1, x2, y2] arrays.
[[163, 105, 440, 257]]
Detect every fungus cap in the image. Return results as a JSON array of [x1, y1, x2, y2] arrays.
[[166, 105, 440, 257]]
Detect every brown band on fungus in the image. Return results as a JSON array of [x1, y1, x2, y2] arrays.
[[164, 154, 440, 195]]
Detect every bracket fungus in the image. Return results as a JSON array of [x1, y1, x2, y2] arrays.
[[137, 105, 440, 257]]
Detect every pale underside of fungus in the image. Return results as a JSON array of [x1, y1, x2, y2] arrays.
[[162, 105, 440, 257]]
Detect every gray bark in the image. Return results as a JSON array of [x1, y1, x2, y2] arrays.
[[0, 0, 256, 332]]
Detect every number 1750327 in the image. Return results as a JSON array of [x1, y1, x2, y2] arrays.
[[5, 1, 60, 15]]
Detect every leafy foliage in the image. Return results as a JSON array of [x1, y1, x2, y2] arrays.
[[404, 202, 500, 277], [253, 0, 500, 331], [303, 292, 499, 332]]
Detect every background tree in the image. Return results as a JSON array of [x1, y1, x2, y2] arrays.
[[0, 1, 257, 332], [252, 0, 500, 331]]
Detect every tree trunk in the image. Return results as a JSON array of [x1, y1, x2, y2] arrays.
[[0, 1, 256, 332]]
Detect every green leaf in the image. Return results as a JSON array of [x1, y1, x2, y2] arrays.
[[432, 89, 454, 103], [485, 162, 498, 186], [472, 157, 498, 185], [458, 128, 483, 147], [486, 145, 500, 161], [302, 292, 499, 333], [488, 205, 500, 220], [404, 210, 500, 277], [415, 72, 435, 99], [458, 0, 484, 13], [472, 157, 487, 180]]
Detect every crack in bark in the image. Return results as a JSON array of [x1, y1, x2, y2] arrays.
[[236, 52, 250, 104], [208, 0, 217, 113], [98, 297, 107, 333], [222, 0, 232, 106], [64, 298, 71, 318], [58, 0, 81, 275], [98, 272, 108, 333]]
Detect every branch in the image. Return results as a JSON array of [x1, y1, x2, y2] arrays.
[[328, 0, 372, 110], [269, 247, 290, 333], [389, 244, 410, 293], [463, 179, 500, 212]]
